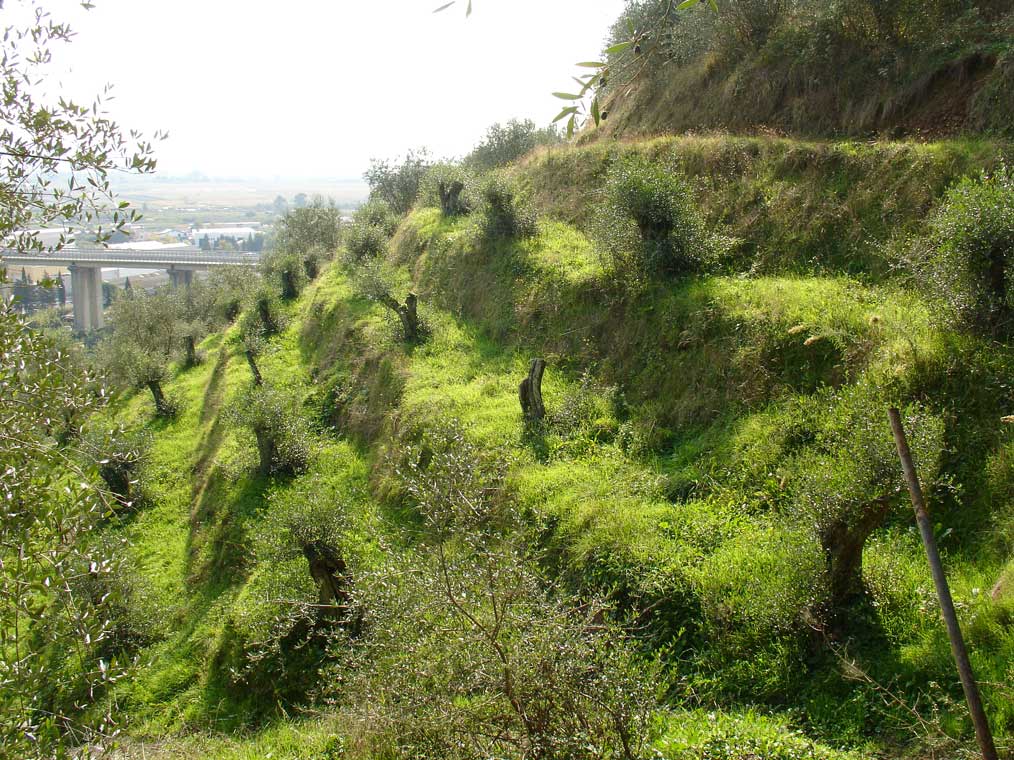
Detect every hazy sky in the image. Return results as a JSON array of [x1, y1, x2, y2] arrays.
[[49, 0, 626, 179]]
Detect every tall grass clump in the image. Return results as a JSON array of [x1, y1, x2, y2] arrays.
[[914, 166, 1014, 338], [599, 155, 711, 281]]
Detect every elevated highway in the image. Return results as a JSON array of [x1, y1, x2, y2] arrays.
[[0, 247, 261, 332]]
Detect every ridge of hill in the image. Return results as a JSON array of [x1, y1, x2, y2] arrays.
[[593, 1, 1014, 141]]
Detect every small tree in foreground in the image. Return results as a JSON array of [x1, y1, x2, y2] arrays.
[[340, 429, 655, 759], [230, 384, 311, 476], [351, 260, 426, 343], [0, 304, 126, 755], [102, 289, 186, 417], [785, 388, 944, 617], [364, 148, 433, 215]]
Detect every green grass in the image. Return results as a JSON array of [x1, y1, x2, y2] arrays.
[[88, 134, 1014, 758]]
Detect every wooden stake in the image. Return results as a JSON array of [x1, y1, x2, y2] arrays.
[[888, 408, 998, 760]]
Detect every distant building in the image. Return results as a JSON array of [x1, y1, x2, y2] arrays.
[[191, 227, 259, 247]]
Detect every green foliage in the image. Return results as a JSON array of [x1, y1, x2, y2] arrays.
[[353, 199, 400, 236], [229, 384, 312, 476], [599, 155, 711, 280], [597, 1, 1014, 140], [913, 166, 1014, 337], [81, 424, 152, 513], [0, 2, 159, 253], [364, 147, 433, 215], [274, 196, 342, 257], [465, 118, 561, 172], [261, 248, 308, 300], [101, 288, 189, 417], [479, 171, 537, 240], [339, 428, 656, 759], [420, 162, 477, 217], [252, 285, 286, 336], [207, 267, 261, 323], [210, 483, 359, 710], [343, 221, 389, 264], [0, 303, 125, 755]]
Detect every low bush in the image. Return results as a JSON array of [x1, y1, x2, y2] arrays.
[[479, 171, 537, 240], [465, 118, 561, 172], [343, 222, 389, 264], [598, 155, 711, 281], [364, 148, 432, 215], [229, 384, 312, 476], [81, 425, 152, 513], [913, 166, 1014, 338], [261, 248, 307, 300], [353, 199, 400, 236], [420, 162, 476, 217]]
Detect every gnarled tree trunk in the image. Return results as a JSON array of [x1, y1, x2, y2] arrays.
[[820, 495, 892, 612], [254, 426, 275, 475], [245, 350, 263, 386], [184, 335, 198, 368], [519, 358, 546, 424], [302, 541, 350, 617], [380, 292, 420, 343], [438, 179, 466, 216], [147, 380, 170, 418]]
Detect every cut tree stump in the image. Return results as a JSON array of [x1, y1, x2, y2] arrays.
[[519, 358, 546, 423]]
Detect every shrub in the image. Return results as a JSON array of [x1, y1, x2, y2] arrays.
[[207, 267, 260, 323], [211, 486, 359, 708], [81, 425, 152, 512], [353, 198, 400, 236], [479, 171, 537, 240], [599, 155, 711, 280], [274, 196, 342, 257], [914, 167, 1014, 338], [782, 386, 944, 617], [229, 384, 312, 475], [252, 285, 285, 335], [420, 162, 476, 217], [364, 148, 432, 215], [465, 118, 561, 172], [261, 248, 307, 299], [339, 428, 656, 759], [343, 221, 389, 264]]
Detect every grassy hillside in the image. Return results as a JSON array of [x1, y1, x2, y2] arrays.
[[91, 135, 1014, 759]]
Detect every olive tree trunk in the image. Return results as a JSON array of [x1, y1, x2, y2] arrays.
[[254, 426, 275, 475], [519, 358, 546, 424], [820, 495, 892, 612], [147, 380, 171, 418], [245, 350, 263, 386], [379, 292, 420, 343]]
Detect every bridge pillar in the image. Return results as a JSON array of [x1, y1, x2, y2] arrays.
[[70, 265, 103, 333], [169, 268, 193, 289]]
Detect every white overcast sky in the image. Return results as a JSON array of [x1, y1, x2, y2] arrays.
[[47, 0, 626, 179]]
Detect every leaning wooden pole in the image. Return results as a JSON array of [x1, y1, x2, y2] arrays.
[[888, 408, 998, 760]]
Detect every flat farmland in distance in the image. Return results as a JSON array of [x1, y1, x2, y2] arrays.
[[112, 176, 369, 209]]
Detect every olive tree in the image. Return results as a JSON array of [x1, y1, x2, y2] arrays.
[[101, 289, 186, 417], [0, 303, 126, 756]]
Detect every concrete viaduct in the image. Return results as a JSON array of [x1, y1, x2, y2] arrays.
[[0, 247, 260, 333]]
